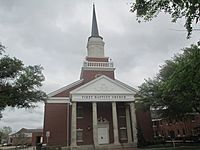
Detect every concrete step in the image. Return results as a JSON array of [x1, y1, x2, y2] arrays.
[[62, 143, 139, 150]]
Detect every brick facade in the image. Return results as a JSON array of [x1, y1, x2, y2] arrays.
[[81, 70, 115, 83], [86, 57, 109, 62], [136, 111, 154, 142], [43, 101, 153, 146], [152, 114, 200, 139], [76, 102, 93, 145], [43, 103, 69, 146]]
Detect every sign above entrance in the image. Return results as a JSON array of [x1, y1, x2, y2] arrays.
[[72, 94, 134, 102]]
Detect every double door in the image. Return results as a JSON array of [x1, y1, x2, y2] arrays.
[[97, 127, 109, 144]]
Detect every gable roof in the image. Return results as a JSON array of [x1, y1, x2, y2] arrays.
[[48, 79, 84, 97], [10, 128, 43, 136]]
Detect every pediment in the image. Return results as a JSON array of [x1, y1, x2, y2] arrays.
[[70, 75, 136, 95]]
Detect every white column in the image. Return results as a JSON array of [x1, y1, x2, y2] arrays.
[[125, 105, 133, 143], [93, 102, 98, 145], [112, 102, 120, 144], [67, 103, 70, 146], [71, 102, 77, 146], [130, 102, 137, 144]]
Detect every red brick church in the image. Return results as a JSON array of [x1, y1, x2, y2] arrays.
[[43, 5, 153, 149]]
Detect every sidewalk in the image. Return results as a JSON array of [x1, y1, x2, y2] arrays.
[[0, 146, 35, 150]]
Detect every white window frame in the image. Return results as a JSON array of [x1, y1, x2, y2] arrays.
[[119, 127, 127, 141], [76, 128, 83, 142], [77, 106, 84, 119]]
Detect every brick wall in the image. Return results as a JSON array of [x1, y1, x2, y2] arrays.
[[136, 110, 154, 142], [43, 103, 70, 146], [77, 103, 93, 145], [81, 70, 115, 83]]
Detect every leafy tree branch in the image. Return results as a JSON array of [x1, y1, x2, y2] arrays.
[[0, 43, 46, 118], [131, 0, 200, 38]]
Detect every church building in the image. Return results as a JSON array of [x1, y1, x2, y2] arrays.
[[43, 5, 153, 149]]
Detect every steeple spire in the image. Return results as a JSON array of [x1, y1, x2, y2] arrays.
[[91, 4, 99, 37], [87, 4, 105, 58]]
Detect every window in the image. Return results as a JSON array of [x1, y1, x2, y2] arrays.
[[154, 130, 159, 137], [191, 115, 196, 122], [161, 130, 164, 135], [119, 127, 127, 141], [182, 129, 186, 135], [153, 121, 159, 127], [177, 129, 180, 134], [155, 131, 158, 136], [160, 120, 163, 126], [77, 106, 83, 118], [177, 129, 180, 137], [168, 130, 170, 136], [118, 106, 126, 117], [77, 129, 83, 142]]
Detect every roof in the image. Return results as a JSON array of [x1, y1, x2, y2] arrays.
[[10, 128, 43, 136], [48, 79, 84, 97]]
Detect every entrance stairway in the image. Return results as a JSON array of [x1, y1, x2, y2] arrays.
[[62, 143, 139, 150]]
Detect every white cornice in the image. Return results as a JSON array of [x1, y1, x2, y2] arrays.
[[46, 97, 71, 104], [72, 94, 135, 102]]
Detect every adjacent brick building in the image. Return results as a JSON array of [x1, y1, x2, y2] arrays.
[[152, 113, 200, 140], [9, 128, 42, 146]]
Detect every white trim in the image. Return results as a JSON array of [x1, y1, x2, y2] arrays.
[[77, 128, 83, 131], [119, 127, 128, 140], [77, 117, 84, 119], [120, 127, 127, 129], [46, 97, 70, 104], [48, 79, 83, 97], [76, 128, 83, 142], [152, 119, 162, 121], [72, 94, 135, 102], [83, 61, 114, 68], [82, 67, 115, 71]]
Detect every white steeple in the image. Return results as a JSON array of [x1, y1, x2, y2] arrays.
[[87, 4, 105, 58]]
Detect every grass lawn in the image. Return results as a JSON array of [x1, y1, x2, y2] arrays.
[[143, 142, 200, 150], [145, 146, 200, 150]]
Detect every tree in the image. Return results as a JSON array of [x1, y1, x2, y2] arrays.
[[137, 44, 200, 119], [0, 126, 12, 144], [14, 132, 29, 146], [0, 43, 46, 118], [131, 0, 200, 38]]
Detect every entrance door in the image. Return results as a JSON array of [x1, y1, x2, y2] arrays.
[[98, 127, 109, 144]]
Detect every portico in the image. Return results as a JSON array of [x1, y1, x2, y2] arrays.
[[70, 75, 138, 147]]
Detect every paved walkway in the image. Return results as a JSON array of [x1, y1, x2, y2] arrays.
[[0, 146, 35, 150]]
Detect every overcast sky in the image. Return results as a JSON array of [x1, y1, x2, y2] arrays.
[[0, 0, 199, 132]]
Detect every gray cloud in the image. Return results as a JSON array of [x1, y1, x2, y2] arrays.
[[1, 103, 44, 132], [0, 0, 199, 131]]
